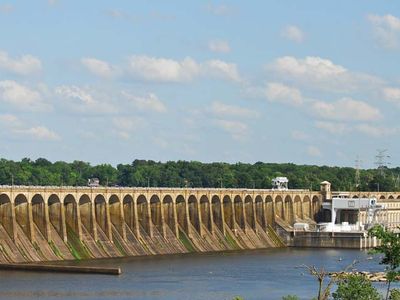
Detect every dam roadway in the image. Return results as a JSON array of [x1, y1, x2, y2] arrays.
[[0, 185, 323, 262]]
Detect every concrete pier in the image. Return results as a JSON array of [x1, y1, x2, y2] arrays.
[[0, 263, 121, 275]]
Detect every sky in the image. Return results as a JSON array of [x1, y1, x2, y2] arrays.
[[0, 1, 400, 168]]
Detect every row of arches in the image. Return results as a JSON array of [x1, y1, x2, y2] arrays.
[[0, 192, 321, 243]]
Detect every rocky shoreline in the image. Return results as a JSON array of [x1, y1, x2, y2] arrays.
[[330, 271, 395, 282]]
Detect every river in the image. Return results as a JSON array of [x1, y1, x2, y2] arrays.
[[0, 248, 389, 300]]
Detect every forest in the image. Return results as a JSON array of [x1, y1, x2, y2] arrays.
[[0, 158, 399, 192]]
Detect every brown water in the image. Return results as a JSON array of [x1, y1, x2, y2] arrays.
[[0, 248, 387, 300]]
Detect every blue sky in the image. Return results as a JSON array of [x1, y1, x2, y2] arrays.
[[0, 1, 400, 168]]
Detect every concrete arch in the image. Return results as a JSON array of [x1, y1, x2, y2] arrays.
[[302, 196, 311, 219], [312, 195, 320, 219], [254, 195, 264, 228], [150, 195, 162, 233], [200, 195, 211, 231], [15, 194, 29, 237], [284, 195, 294, 224], [123, 195, 134, 229], [265, 195, 274, 225], [94, 194, 107, 235], [389, 195, 395, 200], [32, 194, 47, 238], [175, 195, 187, 233], [79, 194, 92, 233], [234, 195, 245, 230], [162, 195, 175, 233], [48, 194, 62, 237], [109, 194, 123, 234], [211, 195, 223, 232], [380, 195, 386, 200], [137, 194, 150, 235], [188, 195, 200, 233], [223, 195, 234, 229], [293, 195, 302, 219], [0, 193, 13, 239], [275, 195, 284, 220], [244, 195, 254, 229], [64, 194, 78, 234]]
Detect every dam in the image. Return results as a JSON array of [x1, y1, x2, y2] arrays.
[[0, 182, 399, 262], [0, 184, 325, 262]]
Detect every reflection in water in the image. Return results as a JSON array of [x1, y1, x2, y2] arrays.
[[0, 248, 388, 300]]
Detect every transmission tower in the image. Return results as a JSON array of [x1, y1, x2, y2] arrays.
[[375, 149, 391, 176]]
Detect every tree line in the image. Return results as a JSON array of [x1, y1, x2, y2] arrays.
[[0, 158, 399, 191]]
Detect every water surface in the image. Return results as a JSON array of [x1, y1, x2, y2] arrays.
[[0, 248, 388, 300]]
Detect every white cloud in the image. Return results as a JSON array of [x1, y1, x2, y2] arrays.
[[215, 119, 248, 141], [367, 14, 400, 49], [122, 91, 167, 113], [383, 87, 400, 106], [127, 55, 241, 83], [206, 4, 231, 16], [210, 101, 258, 118], [355, 124, 399, 137], [272, 56, 346, 78], [55, 85, 117, 114], [0, 80, 49, 111], [307, 145, 322, 157], [81, 57, 119, 79], [315, 121, 399, 138], [264, 82, 303, 106], [0, 114, 20, 127], [15, 126, 60, 141], [112, 117, 144, 140], [205, 59, 241, 82], [208, 40, 231, 53], [128, 55, 200, 82], [315, 121, 349, 135], [281, 25, 304, 43], [291, 130, 309, 141], [311, 97, 381, 121], [113, 117, 143, 130], [269, 56, 382, 92], [56, 85, 95, 105], [0, 4, 13, 14], [0, 51, 42, 75]]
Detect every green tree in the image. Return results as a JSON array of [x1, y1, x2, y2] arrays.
[[369, 225, 400, 300], [390, 289, 400, 300], [282, 295, 299, 300], [332, 274, 381, 300]]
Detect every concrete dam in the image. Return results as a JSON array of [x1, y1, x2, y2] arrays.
[[0, 186, 324, 262]]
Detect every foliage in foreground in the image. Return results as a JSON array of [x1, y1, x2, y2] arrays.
[[369, 225, 400, 300], [332, 274, 381, 300]]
